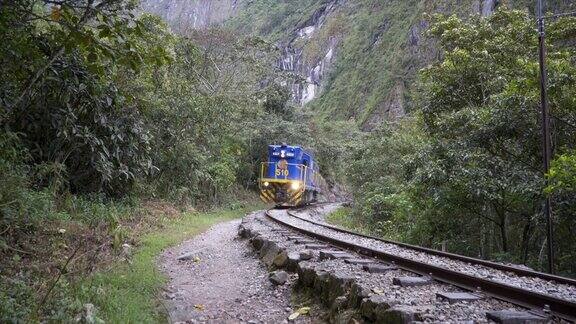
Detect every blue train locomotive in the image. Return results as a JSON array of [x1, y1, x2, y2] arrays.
[[259, 144, 320, 206]]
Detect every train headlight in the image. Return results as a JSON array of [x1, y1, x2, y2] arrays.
[[291, 182, 300, 190], [263, 181, 269, 187]]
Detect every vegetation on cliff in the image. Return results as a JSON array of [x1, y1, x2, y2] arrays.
[[345, 9, 576, 275], [227, 0, 574, 126]]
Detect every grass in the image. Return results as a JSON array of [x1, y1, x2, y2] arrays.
[[73, 204, 264, 323], [324, 206, 370, 233]]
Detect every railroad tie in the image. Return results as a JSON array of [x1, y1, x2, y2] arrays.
[[295, 238, 317, 244], [362, 264, 398, 274], [344, 258, 377, 266], [319, 250, 354, 261], [392, 276, 433, 287], [485, 310, 547, 324], [436, 292, 482, 304], [304, 244, 330, 250]]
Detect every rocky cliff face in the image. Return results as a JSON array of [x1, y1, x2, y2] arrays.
[[140, 0, 240, 33], [140, 0, 573, 128], [140, 0, 341, 105], [277, 0, 339, 105]]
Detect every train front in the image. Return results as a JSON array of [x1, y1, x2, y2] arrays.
[[259, 144, 307, 206]]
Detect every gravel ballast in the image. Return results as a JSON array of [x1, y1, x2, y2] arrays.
[[277, 208, 576, 303], [238, 208, 564, 323]]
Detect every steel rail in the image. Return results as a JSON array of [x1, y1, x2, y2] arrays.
[[265, 209, 576, 322], [289, 207, 576, 286]]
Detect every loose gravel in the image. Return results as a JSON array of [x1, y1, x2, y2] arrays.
[[159, 215, 318, 323], [243, 210, 538, 323], [270, 208, 576, 303], [294, 203, 343, 223], [303, 258, 526, 323]]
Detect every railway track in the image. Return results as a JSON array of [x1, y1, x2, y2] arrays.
[[264, 206, 576, 322]]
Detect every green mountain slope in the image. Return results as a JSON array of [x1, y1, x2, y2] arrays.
[[141, 0, 575, 128], [226, 0, 574, 128]]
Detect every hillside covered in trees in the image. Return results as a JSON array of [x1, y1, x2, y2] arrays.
[[1, 0, 576, 322], [344, 10, 576, 274], [144, 0, 575, 127], [143, 0, 576, 276], [0, 0, 320, 320]]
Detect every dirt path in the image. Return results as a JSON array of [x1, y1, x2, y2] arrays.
[[159, 214, 306, 323]]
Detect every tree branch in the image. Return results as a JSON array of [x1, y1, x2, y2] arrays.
[[34, 242, 82, 317]]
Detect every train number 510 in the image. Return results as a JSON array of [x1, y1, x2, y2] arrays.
[[275, 169, 289, 177]]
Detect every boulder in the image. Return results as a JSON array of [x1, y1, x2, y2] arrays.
[[330, 296, 348, 314], [261, 241, 281, 266], [297, 262, 317, 286], [360, 295, 396, 321], [380, 306, 422, 323], [259, 240, 272, 257], [330, 296, 351, 322], [349, 283, 372, 308], [299, 250, 314, 260], [376, 305, 428, 324], [269, 270, 289, 285], [326, 271, 355, 305], [237, 225, 250, 238], [251, 235, 264, 250], [273, 250, 289, 268], [176, 252, 195, 261], [286, 252, 301, 271], [313, 271, 331, 299]]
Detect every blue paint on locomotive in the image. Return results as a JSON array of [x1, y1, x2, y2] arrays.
[[259, 143, 320, 205], [265, 144, 319, 190]]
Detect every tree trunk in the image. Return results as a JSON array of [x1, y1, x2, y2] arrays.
[[500, 221, 508, 253], [521, 216, 532, 264], [487, 224, 494, 259], [538, 237, 547, 267], [495, 206, 508, 253], [479, 221, 486, 258]]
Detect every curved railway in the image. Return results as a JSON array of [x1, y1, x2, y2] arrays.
[[264, 206, 576, 322]]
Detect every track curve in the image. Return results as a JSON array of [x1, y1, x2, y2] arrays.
[[265, 207, 576, 322], [288, 207, 576, 286]]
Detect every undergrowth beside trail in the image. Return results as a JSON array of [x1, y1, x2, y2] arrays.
[[0, 197, 264, 323], [74, 204, 263, 323]]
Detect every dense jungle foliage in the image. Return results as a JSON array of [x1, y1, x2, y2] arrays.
[[1, 0, 576, 321], [346, 10, 576, 275], [0, 0, 322, 320]]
